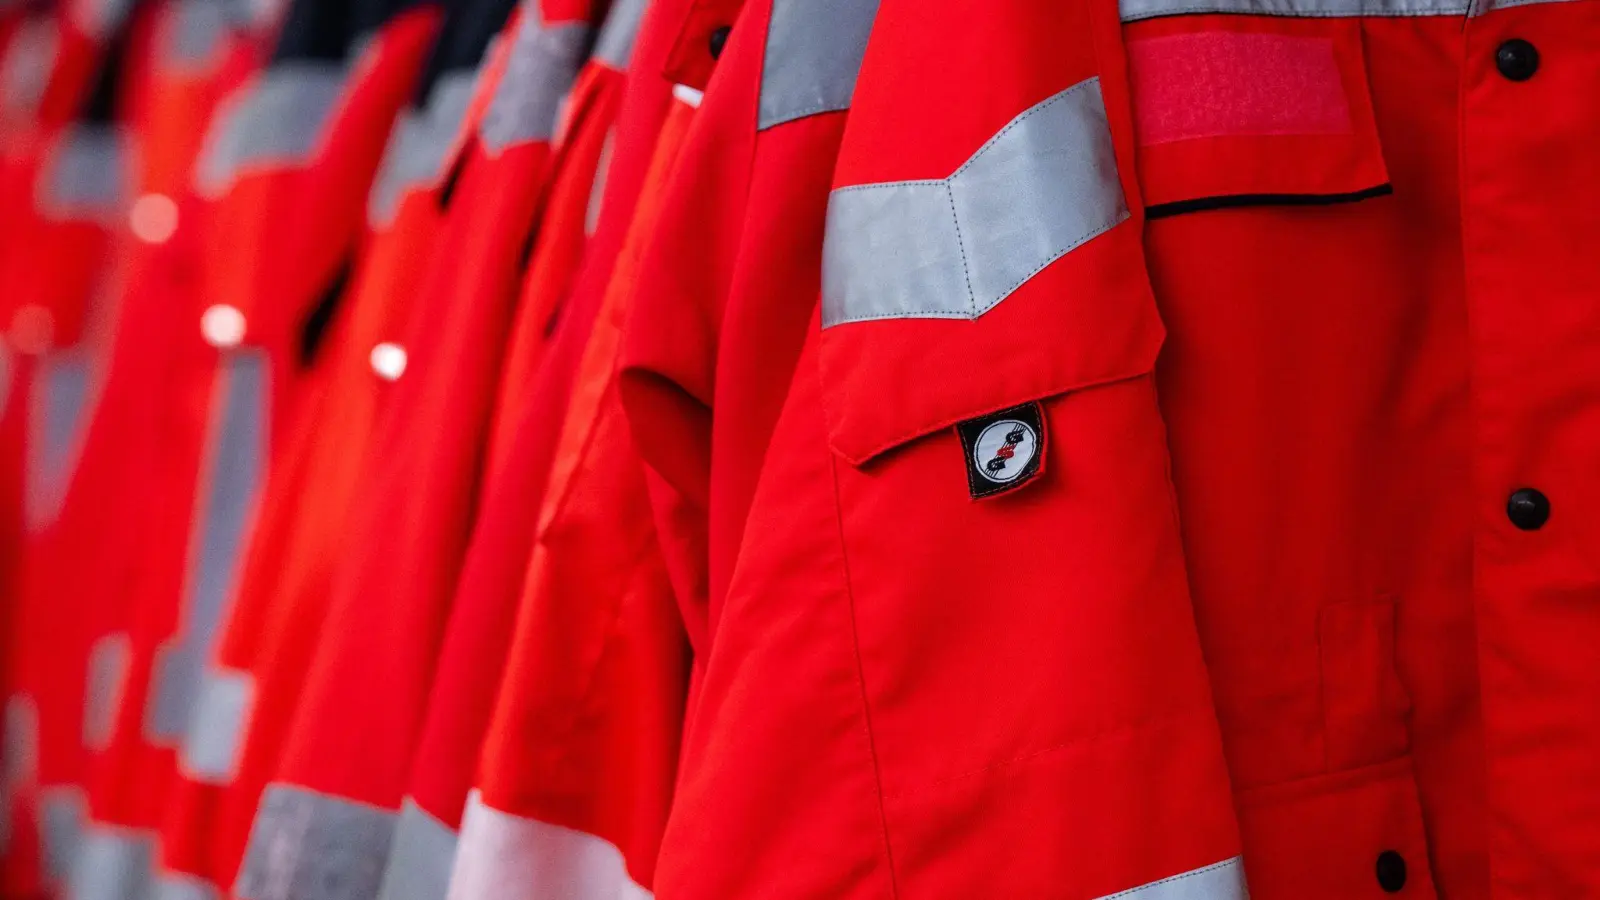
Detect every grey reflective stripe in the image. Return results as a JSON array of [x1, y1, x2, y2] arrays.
[[1, 16, 59, 118], [1110, 0, 1595, 18], [822, 77, 1127, 328], [25, 353, 92, 530], [164, 0, 231, 67], [1, 696, 41, 855], [40, 787, 87, 884], [445, 790, 653, 900], [146, 352, 268, 744], [196, 62, 349, 197], [374, 799, 458, 900], [235, 784, 398, 900], [369, 70, 478, 227], [758, 0, 878, 131], [1096, 856, 1248, 900], [37, 126, 128, 221], [178, 668, 255, 783], [592, 0, 648, 71], [477, 5, 590, 154], [153, 871, 224, 900], [83, 634, 131, 750], [67, 826, 155, 900], [75, 0, 137, 39]]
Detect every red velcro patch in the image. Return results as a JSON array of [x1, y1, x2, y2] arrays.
[[1128, 32, 1352, 147]]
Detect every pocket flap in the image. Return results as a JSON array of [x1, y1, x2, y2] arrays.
[[1126, 17, 1389, 216]]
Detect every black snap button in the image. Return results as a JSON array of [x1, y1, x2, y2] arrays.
[[1496, 38, 1539, 81], [1507, 488, 1551, 531], [708, 25, 731, 60], [1376, 850, 1408, 893]]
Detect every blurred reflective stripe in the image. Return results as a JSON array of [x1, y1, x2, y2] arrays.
[[477, 4, 590, 154], [146, 352, 269, 744], [1, 696, 40, 854], [40, 787, 87, 884], [83, 633, 131, 750], [162, 0, 231, 68], [0, 15, 59, 117], [591, 0, 647, 72], [195, 62, 350, 197], [74, 0, 137, 39], [368, 69, 478, 227], [821, 78, 1128, 327], [1097, 857, 1248, 900], [446, 791, 652, 900], [153, 871, 223, 900], [25, 354, 92, 530], [375, 799, 458, 900], [584, 129, 614, 237], [178, 668, 255, 783], [235, 784, 398, 900], [37, 126, 129, 221], [757, 0, 878, 131], [66, 825, 155, 900]]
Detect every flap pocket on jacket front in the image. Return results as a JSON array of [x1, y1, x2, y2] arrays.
[[1124, 17, 1390, 218], [819, 77, 1166, 467]]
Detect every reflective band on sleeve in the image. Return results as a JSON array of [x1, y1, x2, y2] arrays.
[[26, 354, 91, 530], [66, 825, 155, 900], [83, 633, 131, 751], [1118, 0, 1466, 19], [40, 787, 87, 885], [163, 0, 231, 68], [758, 0, 878, 131], [195, 63, 350, 197], [152, 871, 223, 900], [235, 784, 398, 900], [37, 126, 128, 221], [821, 77, 1128, 328], [146, 352, 268, 745], [592, 0, 648, 71], [369, 70, 478, 227], [375, 799, 459, 900], [1096, 856, 1248, 900], [446, 791, 652, 900], [75, 0, 136, 39], [477, 6, 591, 154], [178, 668, 255, 783], [1, 17, 59, 118]]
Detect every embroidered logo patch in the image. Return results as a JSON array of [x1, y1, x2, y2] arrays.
[[956, 402, 1046, 499]]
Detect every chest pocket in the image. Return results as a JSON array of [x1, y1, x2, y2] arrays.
[[1123, 16, 1389, 218]]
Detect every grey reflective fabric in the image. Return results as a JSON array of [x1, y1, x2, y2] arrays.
[[41, 787, 87, 884], [1096, 856, 1248, 900], [37, 126, 129, 221], [153, 872, 224, 900], [1, 696, 40, 855], [146, 352, 269, 744], [477, 5, 591, 154], [195, 62, 349, 197], [1111, 0, 1600, 18], [164, 0, 231, 67], [374, 799, 458, 900], [758, 0, 878, 131], [179, 668, 255, 783], [235, 784, 398, 900], [368, 70, 478, 227], [76, 0, 137, 38], [83, 633, 131, 751], [67, 826, 156, 900], [0, 16, 59, 118], [822, 77, 1127, 328], [25, 354, 91, 530], [446, 791, 653, 900], [592, 0, 648, 71]]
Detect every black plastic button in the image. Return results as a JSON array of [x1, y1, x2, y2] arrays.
[[1507, 488, 1551, 531], [1376, 850, 1408, 893], [708, 25, 731, 60], [1496, 38, 1540, 81]]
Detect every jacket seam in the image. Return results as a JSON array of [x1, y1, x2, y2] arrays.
[[828, 450, 903, 899]]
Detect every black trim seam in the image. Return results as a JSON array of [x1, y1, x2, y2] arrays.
[[1146, 184, 1394, 220]]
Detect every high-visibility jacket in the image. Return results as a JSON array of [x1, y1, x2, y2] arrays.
[[652, 0, 1600, 895], [443, 70, 704, 900], [230, 2, 594, 895], [374, 0, 649, 894], [64, 1, 438, 895], [619, 0, 865, 727], [152, 5, 503, 897]]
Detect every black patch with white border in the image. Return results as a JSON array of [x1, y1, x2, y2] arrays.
[[956, 402, 1046, 500]]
